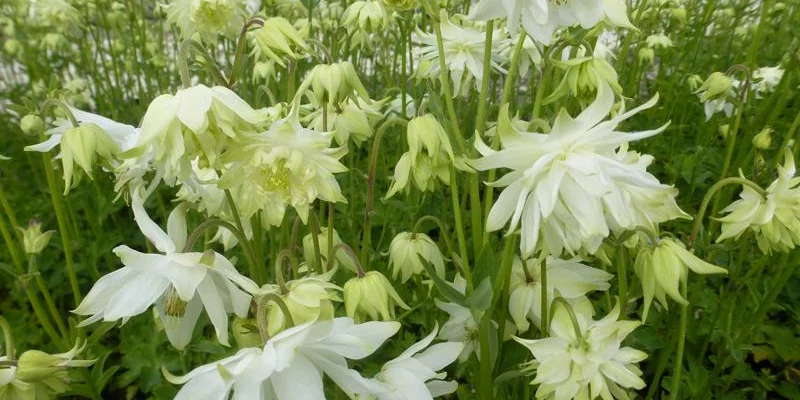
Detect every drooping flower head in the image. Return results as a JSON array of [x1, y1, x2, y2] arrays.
[[248, 17, 308, 67], [471, 84, 688, 257], [73, 189, 258, 350], [386, 115, 455, 198], [387, 232, 447, 282]]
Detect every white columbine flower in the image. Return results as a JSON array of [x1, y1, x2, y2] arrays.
[[359, 325, 464, 400], [219, 110, 347, 225], [25, 108, 140, 156], [509, 256, 612, 333], [435, 275, 481, 362], [167, 318, 400, 399], [73, 189, 258, 350], [469, 0, 634, 45], [471, 84, 688, 257], [645, 34, 673, 49], [135, 84, 267, 184], [717, 148, 800, 254], [752, 66, 784, 98], [164, 0, 247, 42], [514, 303, 647, 400], [414, 12, 508, 96]]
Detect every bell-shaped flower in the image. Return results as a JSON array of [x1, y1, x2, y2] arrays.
[[514, 302, 647, 400], [303, 97, 384, 146], [165, 0, 246, 42], [634, 237, 727, 320], [717, 148, 800, 254], [134, 84, 267, 183], [343, 1, 388, 33], [73, 189, 258, 350], [414, 12, 509, 96], [344, 271, 410, 322], [387, 232, 446, 282], [255, 269, 342, 337], [15, 341, 95, 394], [469, 0, 634, 45], [299, 61, 369, 108], [219, 111, 347, 225], [544, 43, 623, 104], [509, 256, 612, 333], [16, 219, 55, 255], [249, 17, 308, 67], [360, 324, 464, 400], [167, 317, 400, 400], [386, 115, 455, 198], [470, 84, 687, 257]]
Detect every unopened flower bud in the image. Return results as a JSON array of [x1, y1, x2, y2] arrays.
[[718, 124, 730, 140], [15, 342, 94, 394], [387, 232, 446, 282], [344, 271, 409, 321], [232, 317, 263, 348], [303, 61, 369, 107], [753, 127, 773, 150], [20, 114, 44, 135], [60, 123, 120, 192], [638, 48, 655, 65], [671, 7, 687, 23], [697, 72, 733, 102], [302, 227, 356, 273], [17, 220, 55, 255]]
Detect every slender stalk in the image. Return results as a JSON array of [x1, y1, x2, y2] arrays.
[[223, 190, 259, 280], [308, 211, 325, 275], [411, 215, 455, 255], [548, 297, 584, 341], [540, 257, 549, 336], [448, 165, 472, 289], [256, 293, 295, 342], [361, 118, 408, 266], [686, 177, 765, 248], [617, 247, 628, 318], [669, 279, 689, 400], [0, 316, 14, 360], [431, 13, 465, 152], [28, 255, 68, 337]]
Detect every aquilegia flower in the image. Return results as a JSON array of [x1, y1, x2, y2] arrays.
[[469, 0, 634, 45], [218, 110, 348, 225], [717, 148, 800, 254], [164, 0, 247, 42], [752, 65, 784, 98], [414, 12, 508, 96], [509, 256, 612, 333], [470, 84, 688, 257], [73, 189, 258, 350], [166, 318, 400, 399], [514, 302, 647, 400], [634, 237, 726, 320], [387, 231, 447, 282]]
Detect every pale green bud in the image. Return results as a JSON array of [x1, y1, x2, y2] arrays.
[[19, 115, 44, 135], [232, 317, 263, 348], [696, 72, 733, 102], [752, 127, 773, 150], [60, 123, 120, 193], [249, 17, 307, 67], [638, 48, 655, 65], [3, 39, 20, 55], [304, 61, 369, 107], [16, 220, 55, 255], [343, 1, 388, 33], [344, 271, 409, 322], [15, 343, 94, 395], [686, 74, 704, 91], [387, 232, 446, 282], [671, 7, 687, 23], [406, 114, 454, 161], [718, 124, 730, 140]]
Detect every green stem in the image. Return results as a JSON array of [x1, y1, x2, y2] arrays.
[[223, 190, 259, 280], [255, 293, 295, 342], [548, 297, 584, 341], [308, 211, 325, 275], [669, 279, 689, 400], [0, 316, 14, 360], [411, 215, 455, 256], [29, 255, 68, 337], [540, 256, 549, 336], [617, 247, 628, 318], [431, 13, 465, 152], [274, 249, 293, 293], [39, 98, 79, 127], [182, 218, 246, 253], [39, 152, 81, 305], [361, 118, 408, 266], [448, 165, 472, 289], [687, 177, 765, 248]]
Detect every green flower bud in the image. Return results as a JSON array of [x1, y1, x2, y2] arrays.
[[671, 7, 687, 24], [60, 123, 120, 193], [249, 17, 308, 67], [718, 124, 730, 140], [232, 317, 263, 348], [387, 232, 446, 282], [752, 127, 773, 150], [15, 343, 94, 395], [638, 48, 655, 65], [16, 220, 55, 255], [302, 227, 356, 273], [19, 115, 44, 136], [696, 72, 733, 102], [344, 271, 409, 322], [3, 39, 20, 56], [303, 61, 369, 107]]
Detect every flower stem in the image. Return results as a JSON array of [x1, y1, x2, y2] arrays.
[[431, 12, 465, 152], [411, 215, 454, 256], [28, 255, 68, 337], [540, 257, 549, 336], [256, 293, 295, 342], [223, 190, 260, 281], [308, 211, 325, 275], [669, 279, 689, 400], [0, 316, 14, 360], [549, 297, 584, 341], [448, 164, 472, 289]]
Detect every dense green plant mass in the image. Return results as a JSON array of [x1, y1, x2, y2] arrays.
[[0, 0, 798, 399]]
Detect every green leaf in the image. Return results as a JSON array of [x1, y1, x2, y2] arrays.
[[465, 277, 493, 311], [420, 258, 467, 305]]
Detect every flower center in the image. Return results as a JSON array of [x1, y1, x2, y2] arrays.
[[164, 287, 188, 317]]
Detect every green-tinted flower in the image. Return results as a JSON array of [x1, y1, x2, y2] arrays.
[[249, 17, 308, 67], [385, 115, 455, 198], [638, 47, 655, 65], [302, 227, 357, 273], [256, 269, 342, 336], [696, 72, 734, 102], [634, 237, 726, 320], [299, 61, 369, 108], [344, 271, 409, 321], [60, 123, 119, 192], [16, 220, 55, 255], [12, 342, 95, 398], [380, 0, 418, 11], [545, 44, 622, 104], [165, 0, 246, 42], [387, 232, 446, 282], [343, 1, 388, 33]]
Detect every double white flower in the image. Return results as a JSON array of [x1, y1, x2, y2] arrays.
[[73, 189, 258, 349], [515, 303, 647, 400], [717, 148, 800, 254], [469, 0, 634, 45], [471, 84, 687, 257]]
